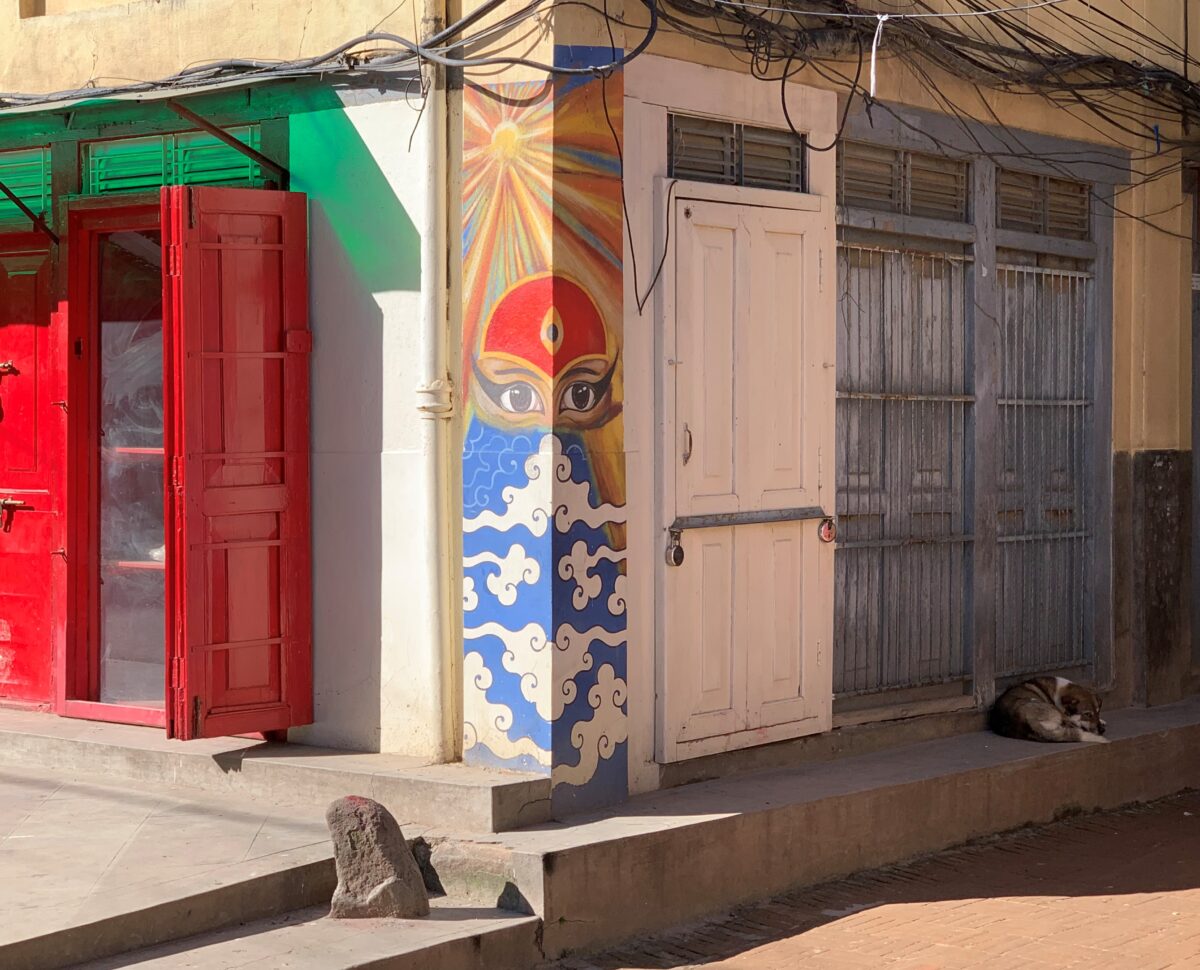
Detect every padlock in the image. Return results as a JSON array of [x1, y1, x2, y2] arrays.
[[665, 530, 685, 567]]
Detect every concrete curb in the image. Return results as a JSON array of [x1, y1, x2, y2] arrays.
[[491, 699, 1200, 958]]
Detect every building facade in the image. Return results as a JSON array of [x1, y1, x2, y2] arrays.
[[0, 0, 1196, 817]]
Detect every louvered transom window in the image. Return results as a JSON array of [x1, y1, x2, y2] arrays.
[[82, 126, 265, 195], [669, 114, 807, 193], [0, 147, 51, 227], [998, 169, 1090, 240], [838, 141, 969, 222]]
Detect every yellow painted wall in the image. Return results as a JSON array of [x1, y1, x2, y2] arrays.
[[573, 0, 1198, 453], [0, 0, 423, 93], [3, 0, 1194, 451]]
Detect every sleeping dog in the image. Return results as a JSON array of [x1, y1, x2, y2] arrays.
[[989, 677, 1108, 744]]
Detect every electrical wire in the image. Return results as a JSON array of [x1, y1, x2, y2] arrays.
[[0, 1, 658, 108]]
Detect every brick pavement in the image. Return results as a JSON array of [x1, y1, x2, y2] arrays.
[[551, 791, 1200, 970]]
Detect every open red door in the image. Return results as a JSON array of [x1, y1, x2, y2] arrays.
[[0, 237, 61, 706], [162, 186, 312, 739]]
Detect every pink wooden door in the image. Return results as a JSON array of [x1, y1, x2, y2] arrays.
[[0, 236, 62, 704], [162, 186, 312, 739]]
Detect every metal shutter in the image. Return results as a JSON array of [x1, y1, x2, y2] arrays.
[[998, 169, 1090, 240], [83, 127, 264, 195], [838, 142, 968, 222], [669, 115, 808, 192], [0, 147, 51, 227], [908, 152, 969, 221], [838, 141, 903, 213], [669, 116, 737, 185], [1046, 177, 1090, 240], [997, 169, 1044, 235], [741, 125, 806, 191]]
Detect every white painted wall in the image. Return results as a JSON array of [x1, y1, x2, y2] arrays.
[[289, 92, 452, 758]]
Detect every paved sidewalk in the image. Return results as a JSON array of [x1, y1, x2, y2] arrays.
[[0, 762, 329, 949], [554, 791, 1200, 970]]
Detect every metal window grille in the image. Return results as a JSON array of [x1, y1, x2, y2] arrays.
[[82, 126, 264, 195], [668, 114, 807, 192], [838, 141, 969, 222], [835, 145, 1103, 705], [835, 245, 973, 696], [0, 147, 51, 227], [996, 264, 1095, 676], [998, 169, 1090, 240]]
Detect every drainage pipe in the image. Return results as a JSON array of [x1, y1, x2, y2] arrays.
[[414, 6, 460, 761]]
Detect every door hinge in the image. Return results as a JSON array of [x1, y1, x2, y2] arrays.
[[171, 456, 184, 492], [167, 244, 182, 277]]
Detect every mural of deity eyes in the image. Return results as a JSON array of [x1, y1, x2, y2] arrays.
[[470, 273, 621, 431]]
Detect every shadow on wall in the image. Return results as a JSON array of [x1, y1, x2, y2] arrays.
[[287, 99, 422, 751]]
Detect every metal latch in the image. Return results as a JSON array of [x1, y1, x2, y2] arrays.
[[665, 507, 832, 567]]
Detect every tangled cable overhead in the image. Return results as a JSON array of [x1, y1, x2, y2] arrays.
[[1, 0, 1195, 182], [655, 0, 1200, 150], [0, 0, 657, 109]]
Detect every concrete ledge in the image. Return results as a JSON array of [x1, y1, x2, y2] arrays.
[[77, 902, 542, 970], [473, 697, 1200, 959], [0, 709, 551, 833]]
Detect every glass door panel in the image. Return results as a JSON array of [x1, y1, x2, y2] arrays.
[[96, 229, 165, 708]]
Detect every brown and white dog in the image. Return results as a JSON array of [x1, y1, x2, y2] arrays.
[[989, 677, 1108, 744]]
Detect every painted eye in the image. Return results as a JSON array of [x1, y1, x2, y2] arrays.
[[498, 382, 543, 414], [562, 381, 599, 413]]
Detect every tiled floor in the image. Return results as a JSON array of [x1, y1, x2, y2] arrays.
[[0, 764, 329, 946], [555, 791, 1200, 970]]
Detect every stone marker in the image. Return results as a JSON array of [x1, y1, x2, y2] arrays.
[[326, 795, 431, 919]]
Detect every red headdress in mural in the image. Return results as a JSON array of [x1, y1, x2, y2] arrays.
[[471, 272, 621, 431]]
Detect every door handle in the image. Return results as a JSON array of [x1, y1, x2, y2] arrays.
[[0, 497, 31, 533], [682, 424, 693, 465], [0, 361, 17, 376]]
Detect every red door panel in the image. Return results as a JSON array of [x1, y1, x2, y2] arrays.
[[0, 237, 62, 704], [162, 186, 311, 739]]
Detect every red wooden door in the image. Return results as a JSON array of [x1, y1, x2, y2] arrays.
[[0, 236, 62, 704], [162, 186, 312, 739]]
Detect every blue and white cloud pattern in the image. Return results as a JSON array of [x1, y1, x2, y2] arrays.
[[463, 419, 628, 807]]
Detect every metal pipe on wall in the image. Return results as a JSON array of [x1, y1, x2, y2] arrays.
[[415, 0, 460, 760]]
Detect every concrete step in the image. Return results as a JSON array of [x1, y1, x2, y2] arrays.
[[75, 902, 542, 970], [0, 708, 550, 833], [437, 696, 1200, 960], [0, 759, 538, 970], [0, 763, 336, 970]]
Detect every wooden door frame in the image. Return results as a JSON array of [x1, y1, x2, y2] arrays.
[[654, 177, 834, 764], [59, 198, 166, 727]]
